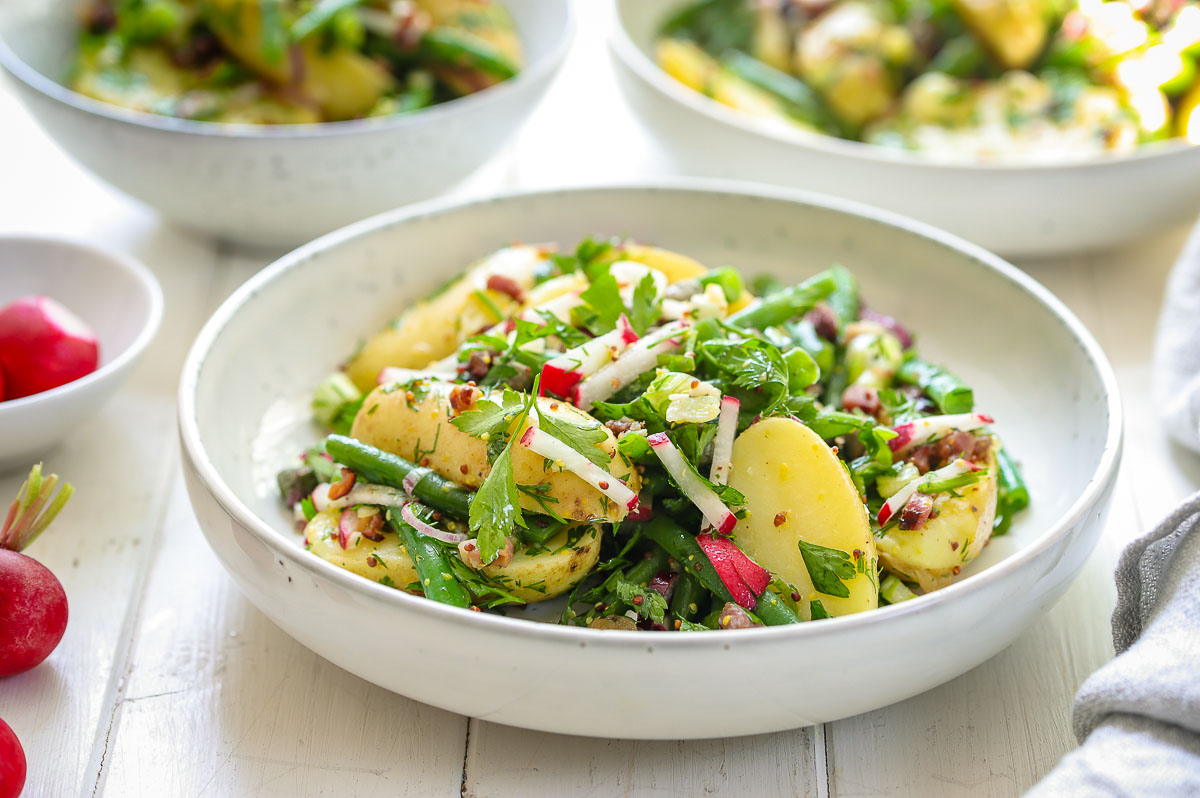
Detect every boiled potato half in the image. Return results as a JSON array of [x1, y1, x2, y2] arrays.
[[728, 416, 878, 618], [876, 444, 999, 592], [351, 381, 640, 522], [306, 509, 601, 602], [344, 245, 548, 391]]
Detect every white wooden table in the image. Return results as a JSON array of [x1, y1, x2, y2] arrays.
[[3, 4, 1200, 795]]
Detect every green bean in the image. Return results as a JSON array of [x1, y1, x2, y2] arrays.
[[993, 447, 1030, 535], [726, 270, 837, 331], [421, 28, 518, 79], [669, 571, 704, 622], [897, 359, 974, 414], [517, 517, 570, 547], [325, 435, 472, 519], [388, 514, 470, 608], [291, 0, 364, 43], [640, 517, 801, 625], [825, 264, 860, 327], [880, 574, 917, 605], [719, 50, 842, 135]]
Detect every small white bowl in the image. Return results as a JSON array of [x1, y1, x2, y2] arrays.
[[609, 0, 1200, 257], [0, 235, 162, 471], [0, 0, 573, 249], [180, 182, 1120, 739]]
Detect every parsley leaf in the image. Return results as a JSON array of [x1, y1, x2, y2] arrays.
[[450, 391, 524, 440], [699, 337, 789, 414], [551, 237, 614, 276], [470, 445, 524, 563], [797, 540, 856, 599], [809, 599, 831, 620], [614, 579, 668, 625], [576, 270, 625, 335], [534, 405, 611, 468], [628, 273, 662, 335]]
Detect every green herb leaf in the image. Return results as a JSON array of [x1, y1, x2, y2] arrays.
[[699, 337, 789, 413], [534, 406, 611, 468], [614, 579, 668, 625], [577, 270, 625, 334], [470, 446, 523, 563], [796, 539, 856, 599], [451, 391, 524, 440], [628, 272, 662, 335], [809, 599, 831, 619]]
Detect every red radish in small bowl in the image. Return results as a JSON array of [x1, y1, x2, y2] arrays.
[[0, 464, 73, 678], [0, 718, 25, 798], [0, 295, 100, 400], [0, 235, 162, 470]]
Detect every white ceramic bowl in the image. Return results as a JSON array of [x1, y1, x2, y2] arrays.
[[0, 235, 162, 471], [179, 183, 1120, 739], [0, 1, 573, 249], [609, 0, 1200, 257]]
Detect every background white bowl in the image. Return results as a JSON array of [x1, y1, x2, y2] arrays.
[[179, 183, 1120, 739], [0, 235, 162, 471], [0, 0, 573, 249], [609, 0, 1200, 257]]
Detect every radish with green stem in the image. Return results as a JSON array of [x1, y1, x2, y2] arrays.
[[1, 464, 74, 677]]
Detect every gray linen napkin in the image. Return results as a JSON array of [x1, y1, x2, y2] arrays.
[[1153, 223, 1200, 453], [1025, 494, 1200, 796]]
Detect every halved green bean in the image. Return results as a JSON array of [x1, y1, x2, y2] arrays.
[[325, 434, 471, 519], [669, 571, 704, 622], [996, 448, 1029, 512], [726, 270, 837, 331], [387, 514, 470, 608], [897, 359, 974, 414], [719, 50, 842, 135], [421, 28, 517, 79]]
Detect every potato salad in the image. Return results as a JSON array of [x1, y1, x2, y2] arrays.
[[277, 240, 1029, 630], [656, 0, 1200, 161], [70, 0, 522, 124]]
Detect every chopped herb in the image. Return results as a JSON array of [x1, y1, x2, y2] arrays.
[[797, 539, 856, 599], [614, 579, 668, 625]]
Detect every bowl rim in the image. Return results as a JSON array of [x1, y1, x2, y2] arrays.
[[607, 0, 1198, 174], [0, 1, 575, 141], [178, 179, 1123, 650], [0, 233, 163, 413]]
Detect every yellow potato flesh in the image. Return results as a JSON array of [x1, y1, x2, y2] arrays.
[[305, 509, 601, 602], [952, 0, 1049, 70], [728, 417, 878, 618], [876, 446, 999, 592], [351, 382, 640, 522], [618, 244, 710, 284], [344, 245, 547, 391]]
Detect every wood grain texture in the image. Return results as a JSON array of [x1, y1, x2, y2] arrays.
[[3, 3, 1200, 794]]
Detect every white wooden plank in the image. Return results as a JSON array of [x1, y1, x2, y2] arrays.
[[96, 254, 469, 797], [464, 720, 819, 798]]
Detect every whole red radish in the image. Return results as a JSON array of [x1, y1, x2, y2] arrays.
[[0, 296, 99, 400], [0, 718, 25, 798], [0, 465, 73, 678]]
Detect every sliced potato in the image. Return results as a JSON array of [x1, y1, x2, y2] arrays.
[[876, 444, 999, 592], [344, 245, 548, 391], [655, 38, 719, 95], [295, 47, 395, 121], [351, 381, 640, 522], [728, 417, 878, 618], [305, 509, 601, 602], [618, 244, 709, 284], [198, 0, 293, 83]]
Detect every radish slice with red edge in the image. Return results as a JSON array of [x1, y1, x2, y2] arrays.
[[889, 412, 995, 456], [709, 395, 741, 486], [337, 508, 363, 550], [572, 321, 690, 410], [400, 502, 469, 543], [647, 432, 737, 534], [540, 314, 639, 398], [877, 457, 983, 526], [518, 426, 639, 510], [696, 533, 767, 609]]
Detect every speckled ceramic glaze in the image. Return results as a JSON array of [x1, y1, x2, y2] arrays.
[[0, 235, 162, 471], [0, 0, 573, 249], [179, 183, 1121, 738], [610, 0, 1200, 257]]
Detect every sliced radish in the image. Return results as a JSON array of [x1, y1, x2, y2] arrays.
[[647, 432, 737, 534], [877, 457, 984, 526], [312, 482, 408, 513], [519, 426, 639, 510], [709, 396, 741, 486], [889, 412, 995, 456], [338, 508, 363, 550], [572, 321, 690, 410], [540, 314, 639, 398], [0, 295, 100, 400], [696, 533, 768, 609]]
